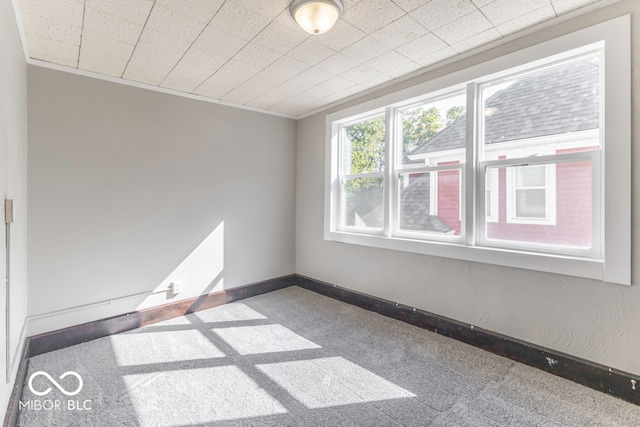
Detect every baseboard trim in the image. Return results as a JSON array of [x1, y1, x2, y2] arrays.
[[3, 337, 30, 427], [28, 275, 295, 358], [295, 274, 640, 406]]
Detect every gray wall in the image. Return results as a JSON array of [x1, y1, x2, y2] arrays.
[[296, 0, 640, 375], [0, 0, 29, 414], [28, 67, 297, 334]]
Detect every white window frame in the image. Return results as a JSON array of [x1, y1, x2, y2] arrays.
[[324, 16, 630, 285], [485, 167, 499, 223], [505, 164, 556, 225]]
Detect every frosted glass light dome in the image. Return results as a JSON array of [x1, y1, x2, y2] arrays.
[[290, 0, 344, 35]]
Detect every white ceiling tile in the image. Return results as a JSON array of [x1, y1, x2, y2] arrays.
[[161, 60, 213, 92], [232, 43, 281, 69], [297, 85, 335, 101], [340, 65, 382, 83], [385, 60, 423, 78], [84, 0, 154, 25], [411, 0, 478, 31], [155, 0, 224, 23], [26, 33, 79, 66], [83, 7, 143, 45], [194, 26, 247, 57], [287, 39, 336, 66], [414, 46, 458, 67], [343, 0, 406, 34], [313, 20, 365, 51], [251, 79, 315, 109], [194, 59, 262, 98], [290, 67, 334, 86], [496, 5, 556, 36], [123, 48, 177, 85], [209, 1, 270, 41], [392, 0, 432, 13], [230, 0, 290, 21], [253, 21, 307, 54], [552, 0, 597, 14], [316, 76, 357, 94], [452, 27, 502, 53], [432, 10, 493, 45], [22, 13, 82, 45], [340, 36, 388, 63], [79, 31, 135, 77], [136, 29, 191, 58], [470, 0, 495, 7], [20, 0, 84, 28], [365, 50, 412, 74], [480, 0, 551, 26], [262, 56, 310, 84], [394, 32, 447, 62], [145, 4, 206, 43], [222, 80, 272, 104], [272, 9, 306, 33], [371, 14, 427, 49], [181, 45, 230, 71], [316, 53, 358, 75]]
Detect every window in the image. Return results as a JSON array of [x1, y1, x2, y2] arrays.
[[506, 164, 556, 224], [325, 16, 630, 284]]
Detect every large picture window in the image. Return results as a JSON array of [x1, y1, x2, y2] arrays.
[[325, 17, 630, 284]]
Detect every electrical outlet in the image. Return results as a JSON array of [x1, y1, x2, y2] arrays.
[[169, 282, 181, 295]]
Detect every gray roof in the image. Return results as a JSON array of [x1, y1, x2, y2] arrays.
[[361, 174, 452, 233], [411, 59, 600, 156]]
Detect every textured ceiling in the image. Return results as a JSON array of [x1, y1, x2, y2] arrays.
[[17, 0, 600, 118]]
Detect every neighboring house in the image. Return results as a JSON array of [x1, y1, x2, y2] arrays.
[[397, 59, 599, 245]]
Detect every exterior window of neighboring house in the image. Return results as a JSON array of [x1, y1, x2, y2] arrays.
[[325, 17, 630, 284], [506, 164, 556, 224]]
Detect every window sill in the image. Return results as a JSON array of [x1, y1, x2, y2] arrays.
[[324, 230, 614, 284]]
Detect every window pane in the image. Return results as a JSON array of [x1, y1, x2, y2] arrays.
[[480, 56, 601, 161], [484, 160, 593, 248], [517, 165, 545, 187], [398, 171, 460, 235], [515, 189, 545, 218], [341, 178, 384, 229], [400, 92, 466, 167], [341, 115, 385, 175]]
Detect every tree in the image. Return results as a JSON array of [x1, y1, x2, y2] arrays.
[[341, 106, 464, 225], [446, 105, 465, 126]]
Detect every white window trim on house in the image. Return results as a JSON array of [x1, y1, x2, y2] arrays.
[[324, 16, 630, 285], [505, 164, 556, 225], [485, 167, 499, 223]]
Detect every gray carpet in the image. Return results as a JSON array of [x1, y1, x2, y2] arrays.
[[17, 286, 640, 426]]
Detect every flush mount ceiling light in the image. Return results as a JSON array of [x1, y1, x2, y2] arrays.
[[290, 0, 344, 35]]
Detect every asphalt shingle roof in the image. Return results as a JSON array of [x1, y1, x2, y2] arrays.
[[411, 58, 600, 155]]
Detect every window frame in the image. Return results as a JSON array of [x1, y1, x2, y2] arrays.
[[505, 163, 556, 225], [324, 16, 630, 285]]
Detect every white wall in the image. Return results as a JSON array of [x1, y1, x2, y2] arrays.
[[296, 0, 640, 375], [27, 67, 297, 334], [0, 0, 29, 416]]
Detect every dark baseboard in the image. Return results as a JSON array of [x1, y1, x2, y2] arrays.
[[4, 337, 30, 427], [28, 275, 295, 358], [6, 271, 638, 425], [295, 274, 640, 406]]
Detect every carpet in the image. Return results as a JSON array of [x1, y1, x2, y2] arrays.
[[17, 286, 640, 426]]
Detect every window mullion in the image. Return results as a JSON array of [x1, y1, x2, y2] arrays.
[[383, 107, 394, 237], [465, 82, 477, 246]]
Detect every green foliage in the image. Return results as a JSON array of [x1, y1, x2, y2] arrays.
[[341, 106, 464, 225], [344, 117, 385, 174], [402, 107, 443, 155], [446, 105, 465, 126]]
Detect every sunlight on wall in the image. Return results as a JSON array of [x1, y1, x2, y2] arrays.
[[136, 222, 225, 310]]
